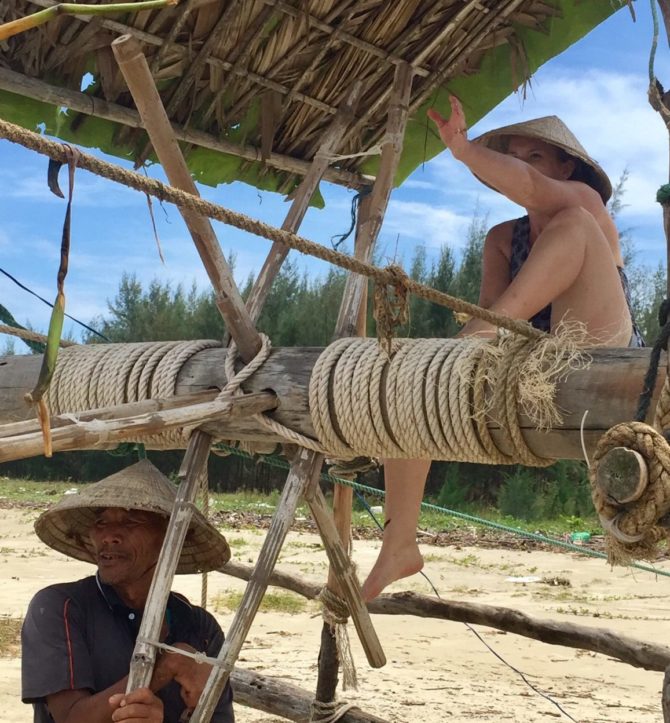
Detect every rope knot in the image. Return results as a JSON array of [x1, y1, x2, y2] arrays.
[[373, 264, 410, 354], [318, 586, 357, 690]]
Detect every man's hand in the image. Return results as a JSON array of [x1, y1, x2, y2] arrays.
[[154, 643, 213, 709], [170, 643, 213, 709], [109, 688, 163, 722], [428, 95, 468, 149]]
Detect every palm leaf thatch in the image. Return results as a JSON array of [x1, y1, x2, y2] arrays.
[[0, 0, 625, 197]]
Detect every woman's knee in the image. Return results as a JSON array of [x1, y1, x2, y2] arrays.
[[544, 206, 598, 235]]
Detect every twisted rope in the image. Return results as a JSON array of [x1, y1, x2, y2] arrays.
[[309, 335, 586, 464], [0, 118, 545, 341], [0, 323, 76, 347], [310, 700, 358, 723], [591, 421, 670, 564], [318, 587, 358, 691], [46, 340, 221, 447]]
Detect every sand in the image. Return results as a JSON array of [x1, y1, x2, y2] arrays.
[[0, 505, 667, 723]]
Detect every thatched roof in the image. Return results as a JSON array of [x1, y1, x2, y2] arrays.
[[0, 0, 624, 197]]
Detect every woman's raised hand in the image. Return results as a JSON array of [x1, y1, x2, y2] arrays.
[[427, 95, 467, 148]]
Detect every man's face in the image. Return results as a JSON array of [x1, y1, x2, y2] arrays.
[[88, 508, 166, 588]]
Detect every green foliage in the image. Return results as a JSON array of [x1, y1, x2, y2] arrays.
[[496, 461, 594, 522]]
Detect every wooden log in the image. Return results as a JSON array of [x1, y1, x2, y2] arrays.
[[221, 561, 670, 674], [111, 35, 262, 363], [0, 347, 665, 460], [231, 668, 388, 723], [664, 664, 670, 723], [596, 446, 648, 505]]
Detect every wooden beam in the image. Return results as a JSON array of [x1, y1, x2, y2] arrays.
[[223, 562, 670, 674], [231, 667, 388, 723], [112, 35, 262, 363], [318, 60, 414, 703], [191, 448, 325, 722], [0, 347, 665, 461], [0, 77, 369, 192]]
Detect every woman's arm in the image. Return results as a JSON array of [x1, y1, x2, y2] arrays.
[[429, 97, 603, 216]]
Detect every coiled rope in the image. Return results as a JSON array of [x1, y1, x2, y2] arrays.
[[310, 332, 589, 466], [46, 339, 221, 447]]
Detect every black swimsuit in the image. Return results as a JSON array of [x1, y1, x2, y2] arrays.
[[509, 216, 644, 347]]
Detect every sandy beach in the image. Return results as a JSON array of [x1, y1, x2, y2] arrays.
[[0, 504, 667, 723]]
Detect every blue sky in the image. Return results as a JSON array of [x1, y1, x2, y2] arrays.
[[1, 2, 669, 350]]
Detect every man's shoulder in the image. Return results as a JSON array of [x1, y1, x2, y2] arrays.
[[28, 576, 98, 608], [170, 592, 219, 629]]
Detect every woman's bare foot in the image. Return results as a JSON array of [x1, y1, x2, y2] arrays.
[[360, 538, 424, 602]]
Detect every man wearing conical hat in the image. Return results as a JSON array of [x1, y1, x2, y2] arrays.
[[21, 459, 235, 723], [362, 97, 644, 602]]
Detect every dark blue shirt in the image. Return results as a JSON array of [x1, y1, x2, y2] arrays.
[[22, 575, 234, 723]]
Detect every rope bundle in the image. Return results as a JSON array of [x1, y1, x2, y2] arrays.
[[309, 334, 588, 466], [591, 421, 670, 564], [47, 340, 221, 447]]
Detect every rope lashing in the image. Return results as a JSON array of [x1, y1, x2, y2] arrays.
[[46, 340, 221, 447], [318, 587, 358, 691], [591, 421, 670, 564], [310, 700, 358, 723], [0, 118, 544, 341], [309, 333, 589, 465]]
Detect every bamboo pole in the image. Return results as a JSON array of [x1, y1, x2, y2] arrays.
[[245, 81, 363, 323], [111, 35, 262, 363], [128, 430, 213, 691], [0, 68, 368, 190], [191, 447, 327, 723], [0, 391, 276, 463]]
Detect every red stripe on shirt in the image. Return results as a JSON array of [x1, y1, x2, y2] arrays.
[[63, 598, 75, 689]]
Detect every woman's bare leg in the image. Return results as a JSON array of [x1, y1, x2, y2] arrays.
[[361, 207, 632, 602], [360, 458, 430, 602]]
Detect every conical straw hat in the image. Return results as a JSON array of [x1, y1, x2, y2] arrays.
[[35, 459, 230, 574], [473, 116, 612, 203]]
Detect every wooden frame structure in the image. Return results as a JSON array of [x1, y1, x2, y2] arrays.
[[5, 1, 670, 722]]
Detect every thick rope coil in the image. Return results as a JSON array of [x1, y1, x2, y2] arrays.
[[591, 421, 670, 564], [46, 340, 222, 447], [309, 333, 587, 464], [318, 587, 357, 691]]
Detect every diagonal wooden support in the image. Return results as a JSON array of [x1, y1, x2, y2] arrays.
[[245, 80, 363, 323], [127, 429, 213, 691], [113, 33, 385, 722], [191, 448, 324, 722], [112, 34, 262, 364]]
